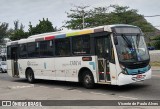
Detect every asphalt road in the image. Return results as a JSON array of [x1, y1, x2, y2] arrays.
[[0, 70, 160, 109]]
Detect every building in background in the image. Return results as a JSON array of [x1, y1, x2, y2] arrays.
[[0, 38, 11, 61]]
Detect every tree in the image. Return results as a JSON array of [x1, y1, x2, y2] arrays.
[[0, 22, 9, 43], [10, 18, 58, 41], [9, 20, 28, 41], [65, 6, 90, 29], [86, 7, 111, 27], [64, 5, 155, 33], [151, 35, 160, 49], [109, 5, 154, 32], [10, 29, 29, 41], [28, 18, 58, 35]]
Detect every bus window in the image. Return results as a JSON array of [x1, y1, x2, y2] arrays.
[[19, 44, 27, 58], [72, 35, 90, 55], [55, 38, 70, 56], [39, 40, 54, 57], [27, 42, 39, 58]]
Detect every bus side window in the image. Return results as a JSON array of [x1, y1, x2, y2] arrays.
[[72, 35, 90, 55], [19, 44, 27, 58], [27, 42, 39, 58], [39, 40, 54, 57], [55, 38, 70, 56]]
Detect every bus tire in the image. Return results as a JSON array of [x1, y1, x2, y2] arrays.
[[0, 68, 3, 73], [82, 71, 94, 89], [26, 69, 35, 83]]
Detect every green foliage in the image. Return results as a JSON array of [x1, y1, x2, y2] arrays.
[[65, 5, 155, 33], [86, 7, 110, 27], [9, 20, 28, 41], [151, 35, 160, 49], [109, 5, 154, 32], [0, 22, 9, 43], [28, 18, 57, 35], [65, 6, 90, 29], [10, 18, 58, 41], [10, 29, 29, 41]]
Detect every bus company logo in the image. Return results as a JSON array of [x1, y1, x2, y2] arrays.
[[70, 61, 81, 66], [27, 61, 38, 66], [2, 101, 11, 106], [27, 61, 31, 66]]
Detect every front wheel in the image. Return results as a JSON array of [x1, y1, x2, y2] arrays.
[[0, 68, 4, 73], [82, 71, 94, 89], [26, 69, 35, 83]]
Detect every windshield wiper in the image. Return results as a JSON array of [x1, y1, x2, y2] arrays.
[[136, 34, 140, 48], [121, 34, 132, 48]]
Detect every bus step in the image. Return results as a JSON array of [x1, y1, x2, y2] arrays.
[[13, 75, 20, 78], [98, 80, 111, 84]]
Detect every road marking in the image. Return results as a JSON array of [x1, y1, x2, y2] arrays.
[[8, 85, 34, 89], [119, 96, 138, 100], [90, 92, 107, 96]]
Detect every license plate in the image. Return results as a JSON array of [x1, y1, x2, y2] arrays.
[[137, 74, 142, 79], [132, 74, 145, 81]]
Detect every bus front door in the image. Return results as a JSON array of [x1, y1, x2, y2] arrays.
[[95, 36, 110, 82], [11, 47, 19, 77]]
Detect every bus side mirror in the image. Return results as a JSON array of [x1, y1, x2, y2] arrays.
[[114, 36, 118, 45]]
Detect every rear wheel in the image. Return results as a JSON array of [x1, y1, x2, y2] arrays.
[[82, 71, 94, 89], [26, 69, 35, 83]]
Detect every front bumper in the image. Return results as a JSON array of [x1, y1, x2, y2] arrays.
[[117, 69, 152, 85]]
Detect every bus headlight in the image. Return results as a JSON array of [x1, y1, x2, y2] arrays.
[[121, 69, 128, 75], [120, 64, 128, 75]]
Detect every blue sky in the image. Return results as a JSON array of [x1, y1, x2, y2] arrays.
[[0, 0, 160, 31]]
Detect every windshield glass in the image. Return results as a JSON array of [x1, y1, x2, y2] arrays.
[[116, 35, 149, 62]]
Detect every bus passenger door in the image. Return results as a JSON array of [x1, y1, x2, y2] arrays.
[[11, 47, 19, 77], [95, 36, 110, 82]]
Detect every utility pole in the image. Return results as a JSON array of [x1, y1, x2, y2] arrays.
[[144, 15, 160, 17], [82, 9, 85, 29], [74, 5, 89, 29]]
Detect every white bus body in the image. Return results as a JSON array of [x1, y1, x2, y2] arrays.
[[6, 24, 151, 88]]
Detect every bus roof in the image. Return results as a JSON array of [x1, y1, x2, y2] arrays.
[[7, 24, 138, 46]]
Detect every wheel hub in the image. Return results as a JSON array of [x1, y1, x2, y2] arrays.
[[85, 75, 91, 84]]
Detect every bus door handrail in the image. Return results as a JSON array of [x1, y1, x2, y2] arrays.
[[98, 58, 107, 82]]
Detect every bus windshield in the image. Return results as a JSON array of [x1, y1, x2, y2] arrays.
[[116, 35, 149, 62]]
